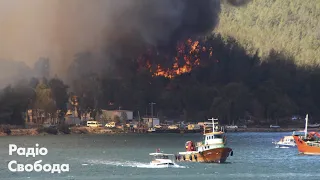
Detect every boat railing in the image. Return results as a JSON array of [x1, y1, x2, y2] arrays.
[[306, 141, 320, 147]]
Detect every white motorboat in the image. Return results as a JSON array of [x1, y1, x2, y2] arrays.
[[149, 152, 178, 168], [272, 135, 296, 148], [307, 123, 320, 128]]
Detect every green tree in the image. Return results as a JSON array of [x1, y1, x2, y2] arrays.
[[49, 78, 69, 111], [0, 85, 33, 125], [210, 82, 251, 124], [34, 82, 56, 124], [217, 0, 320, 65], [114, 115, 121, 124]]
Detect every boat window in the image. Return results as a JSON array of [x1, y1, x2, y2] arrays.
[[214, 135, 222, 138], [155, 155, 169, 159]]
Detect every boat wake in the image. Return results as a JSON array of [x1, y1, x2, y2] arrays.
[[275, 146, 290, 149], [84, 159, 187, 169]]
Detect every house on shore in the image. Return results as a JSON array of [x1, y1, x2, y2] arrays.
[[142, 117, 160, 128], [100, 110, 133, 124]]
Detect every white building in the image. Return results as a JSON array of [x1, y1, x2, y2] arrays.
[[143, 117, 160, 128], [100, 110, 133, 123], [65, 116, 81, 125]]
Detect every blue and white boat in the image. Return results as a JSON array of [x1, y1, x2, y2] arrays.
[[273, 135, 296, 148]]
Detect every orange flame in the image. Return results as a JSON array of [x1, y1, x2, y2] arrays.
[[140, 38, 214, 78]]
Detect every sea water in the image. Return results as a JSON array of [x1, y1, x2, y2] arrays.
[[0, 132, 319, 180]]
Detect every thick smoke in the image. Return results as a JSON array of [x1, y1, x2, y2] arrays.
[[0, 0, 249, 88], [103, 0, 220, 54]]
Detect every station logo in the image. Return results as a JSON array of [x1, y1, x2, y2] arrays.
[[8, 144, 69, 174]]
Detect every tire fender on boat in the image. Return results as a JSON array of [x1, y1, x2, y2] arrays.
[[183, 155, 186, 161], [230, 151, 233, 156], [199, 151, 204, 158], [189, 155, 192, 161], [194, 154, 197, 161]]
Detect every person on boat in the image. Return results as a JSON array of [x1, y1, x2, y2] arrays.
[[185, 141, 195, 151]]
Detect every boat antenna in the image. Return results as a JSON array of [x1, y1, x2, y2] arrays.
[[304, 114, 308, 138]]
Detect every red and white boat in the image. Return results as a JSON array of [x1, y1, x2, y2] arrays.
[[293, 114, 320, 155], [176, 118, 233, 163]]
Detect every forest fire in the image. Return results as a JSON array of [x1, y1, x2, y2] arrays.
[[139, 38, 213, 78]]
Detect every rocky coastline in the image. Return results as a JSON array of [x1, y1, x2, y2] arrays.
[[0, 126, 318, 137], [0, 126, 123, 137]]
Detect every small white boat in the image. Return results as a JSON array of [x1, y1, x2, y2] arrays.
[[273, 135, 296, 148], [149, 152, 178, 168], [307, 123, 320, 128]]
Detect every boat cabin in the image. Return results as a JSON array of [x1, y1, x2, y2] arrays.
[[149, 153, 175, 165], [281, 136, 295, 143], [197, 132, 225, 151], [196, 118, 226, 151], [149, 153, 175, 159], [151, 154, 169, 159]]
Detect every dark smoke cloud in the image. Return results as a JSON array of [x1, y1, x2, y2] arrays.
[[66, 0, 222, 84], [0, 0, 249, 88], [102, 0, 221, 59]]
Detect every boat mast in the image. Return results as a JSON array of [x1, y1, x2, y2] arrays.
[[304, 114, 308, 138], [208, 118, 218, 133]]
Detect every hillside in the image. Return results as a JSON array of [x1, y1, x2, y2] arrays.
[[216, 0, 320, 65]]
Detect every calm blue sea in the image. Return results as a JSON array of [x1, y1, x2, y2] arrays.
[[0, 132, 319, 180]]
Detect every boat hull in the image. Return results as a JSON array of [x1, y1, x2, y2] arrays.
[[178, 147, 233, 163], [274, 142, 296, 148], [276, 144, 296, 148], [293, 135, 320, 155], [149, 163, 177, 168]]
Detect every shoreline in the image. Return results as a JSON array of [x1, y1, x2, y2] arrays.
[[225, 127, 308, 133], [0, 127, 318, 137]]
